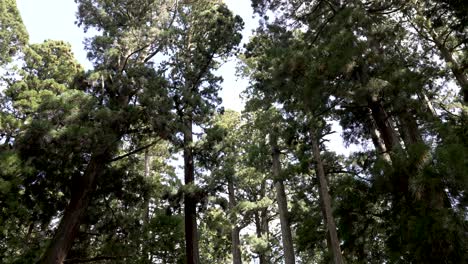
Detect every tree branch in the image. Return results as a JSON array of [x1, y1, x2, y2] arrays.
[[64, 255, 130, 263], [108, 139, 162, 163]]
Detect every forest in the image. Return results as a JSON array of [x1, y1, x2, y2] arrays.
[[0, 0, 467, 263]]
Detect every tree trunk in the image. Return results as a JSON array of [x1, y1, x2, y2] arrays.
[[254, 179, 269, 264], [228, 179, 242, 264], [143, 149, 152, 263], [368, 97, 410, 200], [317, 187, 333, 262], [254, 209, 269, 264], [368, 109, 392, 163], [144, 148, 151, 222], [310, 131, 344, 264], [270, 133, 295, 264], [398, 109, 423, 150], [183, 116, 200, 264], [39, 154, 107, 264], [367, 97, 401, 152]]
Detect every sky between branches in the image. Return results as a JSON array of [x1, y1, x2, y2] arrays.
[[16, 0, 357, 155]]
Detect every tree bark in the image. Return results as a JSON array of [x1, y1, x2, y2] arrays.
[[254, 179, 269, 264], [398, 109, 423, 151], [367, 97, 410, 200], [368, 109, 392, 163], [270, 133, 295, 264], [367, 97, 401, 152], [144, 149, 151, 222], [254, 209, 269, 264], [143, 149, 152, 263], [39, 154, 107, 264], [228, 179, 242, 264], [183, 116, 200, 264], [310, 131, 344, 264]]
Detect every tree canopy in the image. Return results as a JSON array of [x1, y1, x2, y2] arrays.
[[0, 0, 466, 263]]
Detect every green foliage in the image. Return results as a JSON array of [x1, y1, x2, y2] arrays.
[[1, 0, 466, 263], [0, 0, 28, 65]]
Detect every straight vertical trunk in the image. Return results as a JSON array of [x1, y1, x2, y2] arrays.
[[228, 180, 242, 264], [270, 133, 295, 264], [39, 155, 107, 264], [144, 149, 151, 222], [183, 116, 200, 264], [256, 209, 269, 264], [317, 188, 333, 261], [254, 180, 269, 264], [143, 149, 152, 263], [310, 131, 344, 264]]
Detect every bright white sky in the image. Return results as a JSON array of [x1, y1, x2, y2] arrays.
[[16, 0, 355, 155]]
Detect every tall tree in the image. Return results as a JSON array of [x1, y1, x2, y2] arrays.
[[164, 1, 243, 263], [0, 0, 28, 65], [38, 0, 177, 262]]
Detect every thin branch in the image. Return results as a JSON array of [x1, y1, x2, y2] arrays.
[[328, 169, 371, 182], [64, 256, 131, 263], [310, 12, 337, 46], [449, 38, 468, 52], [108, 139, 162, 163]]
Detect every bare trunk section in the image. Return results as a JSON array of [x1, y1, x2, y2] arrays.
[[367, 97, 409, 199], [317, 189, 333, 261], [398, 109, 423, 150], [143, 149, 152, 263], [368, 110, 392, 163], [255, 208, 269, 264], [367, 97, 400, 152], [144, 149, 152, 223], [39, 155, 107, 264], [183, 116, 200, 264], [228, 179, 242, 264], [254, 180, 269, 264], [310, 131, 344, 264], [270, 133, 295, 264]]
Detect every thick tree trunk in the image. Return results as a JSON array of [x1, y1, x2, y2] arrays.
[[367, 97, 400, 152], [183, 116, 200, 264], [317, 188, 333, 262], [39, 155, 107, 264], [368, 97, 410, 200], [255, 209, 269, 264], [144, 149, 151, 222], [398, 109, 423, 150], [143, 149, 152, 263], [368, 110, 392, 163], [254, 180, 269, 264], [270, 133, 295, 264], [228, 179, 242, 264], [310, 131, 344, 264]]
